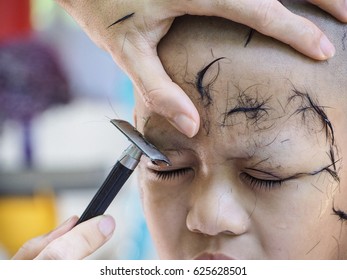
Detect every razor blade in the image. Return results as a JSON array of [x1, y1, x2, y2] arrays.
[[111, 119, 171, 166]]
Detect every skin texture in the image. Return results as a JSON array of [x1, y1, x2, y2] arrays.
[[54, 0, 347, 138], [135, 1, 347, 259]]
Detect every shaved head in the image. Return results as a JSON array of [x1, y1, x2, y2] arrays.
[[134, 0, 347, 259]]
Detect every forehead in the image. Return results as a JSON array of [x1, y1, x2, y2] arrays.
[[138, 78, 330, 163], [158, 16, 340, 100], [135, 14, 345, 165], [157, 10, 347, 103]]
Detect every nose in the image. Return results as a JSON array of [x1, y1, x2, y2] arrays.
[[186, 174, 250, 236]]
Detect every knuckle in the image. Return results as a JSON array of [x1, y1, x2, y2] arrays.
[[20, 236, 41, 251], [15, 238, 40, 258], [299, 21, 316, 38], [41, 242, 67, 260], [253, 0, 276, 31], [142, 87, 169, 117], [78, 232, 95, 255], [142, 87, 160, 110], [37, 231, 101, 260]]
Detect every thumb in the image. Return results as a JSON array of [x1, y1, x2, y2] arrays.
[[121, 51, 200, 138], [35, 215, 115, 260]]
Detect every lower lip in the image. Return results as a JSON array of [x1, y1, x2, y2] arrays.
[[194, 253, 235, 260]]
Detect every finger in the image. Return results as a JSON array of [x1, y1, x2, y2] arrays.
[[182, 0, 336, 60], [308, 0, 347, 22], [35, 215, 115, 260], [12, 216, 78, 260], [119, 49, 200, 138]]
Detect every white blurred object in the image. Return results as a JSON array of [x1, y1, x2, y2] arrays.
[[0, 98, 132, 172]]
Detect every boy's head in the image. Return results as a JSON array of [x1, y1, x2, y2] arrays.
[[134, 0, 347, 259]]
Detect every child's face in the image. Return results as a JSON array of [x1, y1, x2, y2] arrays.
[[135, 12, 347, 259]]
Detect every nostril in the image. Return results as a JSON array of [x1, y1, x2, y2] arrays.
[[221, 230, 235, 235], [190, 228, 236, 237], [191, 228, 202, 234], [191, 228, 211, 238]]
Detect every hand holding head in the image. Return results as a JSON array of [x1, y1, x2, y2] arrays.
[[55, 0, 347, 138]]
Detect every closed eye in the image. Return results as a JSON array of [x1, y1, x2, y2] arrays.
[[152, 168, 192, 181], [240, 172, 284, 191]]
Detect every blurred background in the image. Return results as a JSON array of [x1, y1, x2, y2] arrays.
[[0, 0, 157, 259]]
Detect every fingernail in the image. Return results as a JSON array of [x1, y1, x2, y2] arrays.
[[173, 114, 198, 138], [98, 215, 115, 237], [320, 35, 335, 58]]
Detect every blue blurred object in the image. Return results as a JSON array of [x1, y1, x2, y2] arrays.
[[113, 75, 134, 107]]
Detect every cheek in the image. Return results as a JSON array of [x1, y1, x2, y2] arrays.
[[137, 169, 191, 255], [253, 175, 341, 258]]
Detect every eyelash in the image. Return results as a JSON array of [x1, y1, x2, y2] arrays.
[[152, 168, 285, 190], [240, 172, 284, 190], [153, 168, 192, 181]]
